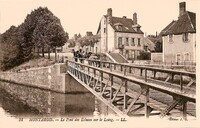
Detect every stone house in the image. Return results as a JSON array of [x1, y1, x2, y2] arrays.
[[66, 32, 100, 54], [160, 2, 196, 65], [96, 8, 144, 60]]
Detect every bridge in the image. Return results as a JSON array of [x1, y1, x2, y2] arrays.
[[67, 59, 196, 120]]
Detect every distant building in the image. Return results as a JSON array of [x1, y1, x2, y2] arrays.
[[160, 2, 196, 64], [144, 35, 162, 53], [78, 32, 100, 54], [66, 32, 100, 54], [97, 8, 144, 60]]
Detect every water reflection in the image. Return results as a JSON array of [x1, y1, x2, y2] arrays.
[[0, 81, 96, 118]]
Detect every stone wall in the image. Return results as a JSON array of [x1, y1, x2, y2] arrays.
[[0, 64, 66, 93], [0, 63, 90, 93], [151, 53, 163, 64]]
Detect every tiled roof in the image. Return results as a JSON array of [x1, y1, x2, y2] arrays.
[[109, 16, 144, 34], [160, 11, 196, 36], [144, 37, 155, 51]]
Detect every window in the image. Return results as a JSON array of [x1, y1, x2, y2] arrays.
[[126, 38, 129, 46], [176, 54, 181, 63], [118, 25, 122, 31], [104, 28, 106, 33], [118, 37, 123, 48], [131, 38, 135, 46], [182, 33, 189, 42], [138, 38, 141, 46], [118, 37, 122, 45], [184, 53, 190, 61], [169, 34, 173, 42]]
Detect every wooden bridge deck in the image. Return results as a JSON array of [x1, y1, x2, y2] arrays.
[[67, 60, 196, 119]]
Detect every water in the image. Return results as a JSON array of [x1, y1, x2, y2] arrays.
[[0, 81, 98, 119]]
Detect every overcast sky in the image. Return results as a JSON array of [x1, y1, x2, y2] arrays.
[[0, 0, 199, 38]]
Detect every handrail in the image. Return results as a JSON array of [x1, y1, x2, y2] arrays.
[[87, 59, 196, 77], [67, 60, 195, 102]]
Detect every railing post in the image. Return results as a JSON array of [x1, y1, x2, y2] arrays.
[[180, 73, 183, 91], [182, 100, 187, 120], [145, 68, 147, 82], [110, 75, 114, 100], [110, 64, 112, 72], [171, 73, 174, 81], [140, 69, 143, 76], [129, 67, 131, 74], [124, 66, 126, 76], [153, 71, 156, 78], [124, 80, 128, 109], [100, 71, 103, 92], [144, 86, 150, 118]]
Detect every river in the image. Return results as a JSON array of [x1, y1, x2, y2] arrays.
[[0, 81, 116, 120]]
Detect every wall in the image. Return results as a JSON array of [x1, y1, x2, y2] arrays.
[[107, 24, 115, 52], [100, 16, 107, 53], [0, 64, 66, 93], [151, 53, 163, 64], [115, 32, 144, 59], [163, 33, 195, 63]]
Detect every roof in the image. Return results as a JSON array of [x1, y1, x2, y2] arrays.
[[144, 37, 156, 52], [97, 15, 144, 34], [109, 16, 144, 34], [160, 11, 196, 36]]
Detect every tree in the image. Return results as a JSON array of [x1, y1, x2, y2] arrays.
[[154, 41, 162, 53], [0, 7, 68, 70]]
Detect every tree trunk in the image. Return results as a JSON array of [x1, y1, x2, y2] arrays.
[[37, 47, 40, 57], [48, 46, 50, 59], [42, 45, 44, 57], [55, 46, 57, 63]]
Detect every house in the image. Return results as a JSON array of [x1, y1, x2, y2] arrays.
[[77, 32, 100, 54], [66, 32, 100, 54], [160, 2, 196, 65], [144, 35, 162, 53], [97, 8, 144, 60]]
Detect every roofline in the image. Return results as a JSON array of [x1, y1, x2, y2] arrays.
[[115, 31, 144, 34], [187, 11, 196, 30], [162, 31, 196, 36]]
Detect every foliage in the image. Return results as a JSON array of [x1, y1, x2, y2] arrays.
[[0, 7, 68, 71], [138, 51, 151, 60], [154, 41, 163, 53]]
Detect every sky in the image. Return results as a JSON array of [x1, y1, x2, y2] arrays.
[[0, 0, 199, 38]]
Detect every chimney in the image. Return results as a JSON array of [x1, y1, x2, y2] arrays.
[[107, 8, 112, 17], [123, 16, 127, 18], [133, 12, 137, 25], [86, 32, 93, 36], [179, 2, 186, 17]]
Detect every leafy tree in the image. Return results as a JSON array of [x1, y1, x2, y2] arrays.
[[0, 7, 68, 70], [154, 41, 162, 53]]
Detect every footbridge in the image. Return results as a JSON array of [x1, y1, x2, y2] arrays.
[[67, 59, 196, 119]]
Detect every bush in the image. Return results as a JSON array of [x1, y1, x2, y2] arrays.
[[138, 51, 151, 60]]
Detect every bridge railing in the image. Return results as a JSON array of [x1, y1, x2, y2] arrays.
[[68, 60, 195, 101], [67, 60, 195, 118], [87, 59, 196, 92]]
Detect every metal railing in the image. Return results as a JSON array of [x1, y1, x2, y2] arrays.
[[67, 60, 196, 119]]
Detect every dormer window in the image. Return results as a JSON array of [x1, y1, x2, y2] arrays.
[[182, 33, 189, 42], [169, 34, 173, 42], [114, 23, 123, 31]]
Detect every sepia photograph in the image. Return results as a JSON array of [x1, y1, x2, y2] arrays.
[[0, 0, 199, 127]]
